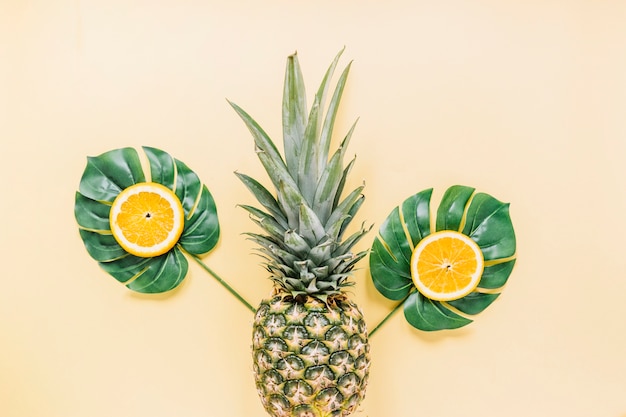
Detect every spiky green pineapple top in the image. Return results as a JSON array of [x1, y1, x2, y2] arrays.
[[231, 49, 369, 301]]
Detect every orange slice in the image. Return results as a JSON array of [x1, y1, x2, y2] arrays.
[[109, 182, 184, 258], [410, 231, 484, 301]]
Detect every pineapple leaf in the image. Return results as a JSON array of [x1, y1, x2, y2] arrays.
[[230, 100, 304, 223], [325, 215, 350, 244], [334, 250, 368, 275], [309, 240, 334, 266], [233, 50, 370, 298], [318, 61, 352, 177], [283, 52, 307, 180], [339, 193, 365, 240], [320, 253, 353, 272], [306, 278, 320, 293], [228, 100, 284, 170], [237, 204, 272, 222], [312, 266, 330, 279], [276, 179, 305, 229], [252, 241, 300, 270], [299, 101, 322, 204], [235, 172, 288, 229], [245, 237, 297, 271], [298, 203, 327, 246], [325, 184, 364, 240], [316, 281, 340, 293], [284, 230, 311, 257], [256, 143, 300, 198], [333, 154, 356, 209], [284, 277, 306, 292], [240, 205, 287, 241], [244, 233, 281, 252], [313, 119, 357, 224], [272, 263, 296, 278], [313, 153, 343, 224], [293, 260, 311, 274], [333, 223, 371, 257], [298, 48, 345, 203], [266, 245, 300, 268]]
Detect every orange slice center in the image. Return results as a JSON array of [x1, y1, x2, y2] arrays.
[[109, 182, 184, 258], [410, 231, 484, 301]]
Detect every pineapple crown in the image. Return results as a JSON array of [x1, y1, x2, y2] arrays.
[[230, 49, 370, 300]]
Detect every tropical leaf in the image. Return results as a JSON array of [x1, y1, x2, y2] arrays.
[[370, 185, 517, 331], [369, 189, 433, 302], [435, 185, 474, 232], [78, 148, 145, 202], [400, 189, 432, 247], [78, 229, 126, 262], [369, 237, 413, 300], [378, 207, 412, 269], [403, 291, 472, 331], [125, 248, 189, 293], [462, 192, 516, 261], [179, 185, 220, 255], [98, 254, 152, 284], [479, 259, 516, 289], [446, 292, 500, 316], [143, 146, 176, 189], [75, 146, 220, 293], [174, 159, 202, 216], [74, 192, 110, 232]]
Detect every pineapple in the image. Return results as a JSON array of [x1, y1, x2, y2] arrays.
[[230, 49, 371, 417]]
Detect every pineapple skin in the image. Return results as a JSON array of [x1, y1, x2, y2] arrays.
[[253, 292, 370, 417]]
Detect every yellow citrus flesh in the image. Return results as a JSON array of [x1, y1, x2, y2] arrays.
[[109, 182, 184, 258], [410, 231, 484, 301]]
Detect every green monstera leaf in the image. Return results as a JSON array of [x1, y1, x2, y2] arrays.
[[75, 147, 220, 293], [370, 185, 516, 331]]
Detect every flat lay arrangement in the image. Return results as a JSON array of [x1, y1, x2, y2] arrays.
[[75, 50, 516, 417]]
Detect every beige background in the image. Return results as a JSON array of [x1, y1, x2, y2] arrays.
[[1, 1, 625, 416]]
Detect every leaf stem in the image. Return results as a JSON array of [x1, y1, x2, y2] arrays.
[[189, 253, 256, 314], [368, 295, 409, 338], [186, 249, 415, 335]]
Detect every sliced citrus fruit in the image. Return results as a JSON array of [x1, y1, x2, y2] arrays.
[[410, 230, 484, 301], [109, 182, 185, 258]]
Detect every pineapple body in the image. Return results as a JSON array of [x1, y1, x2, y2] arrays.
[[232, 49, 371, 416], [253, 293, 370, 417]]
